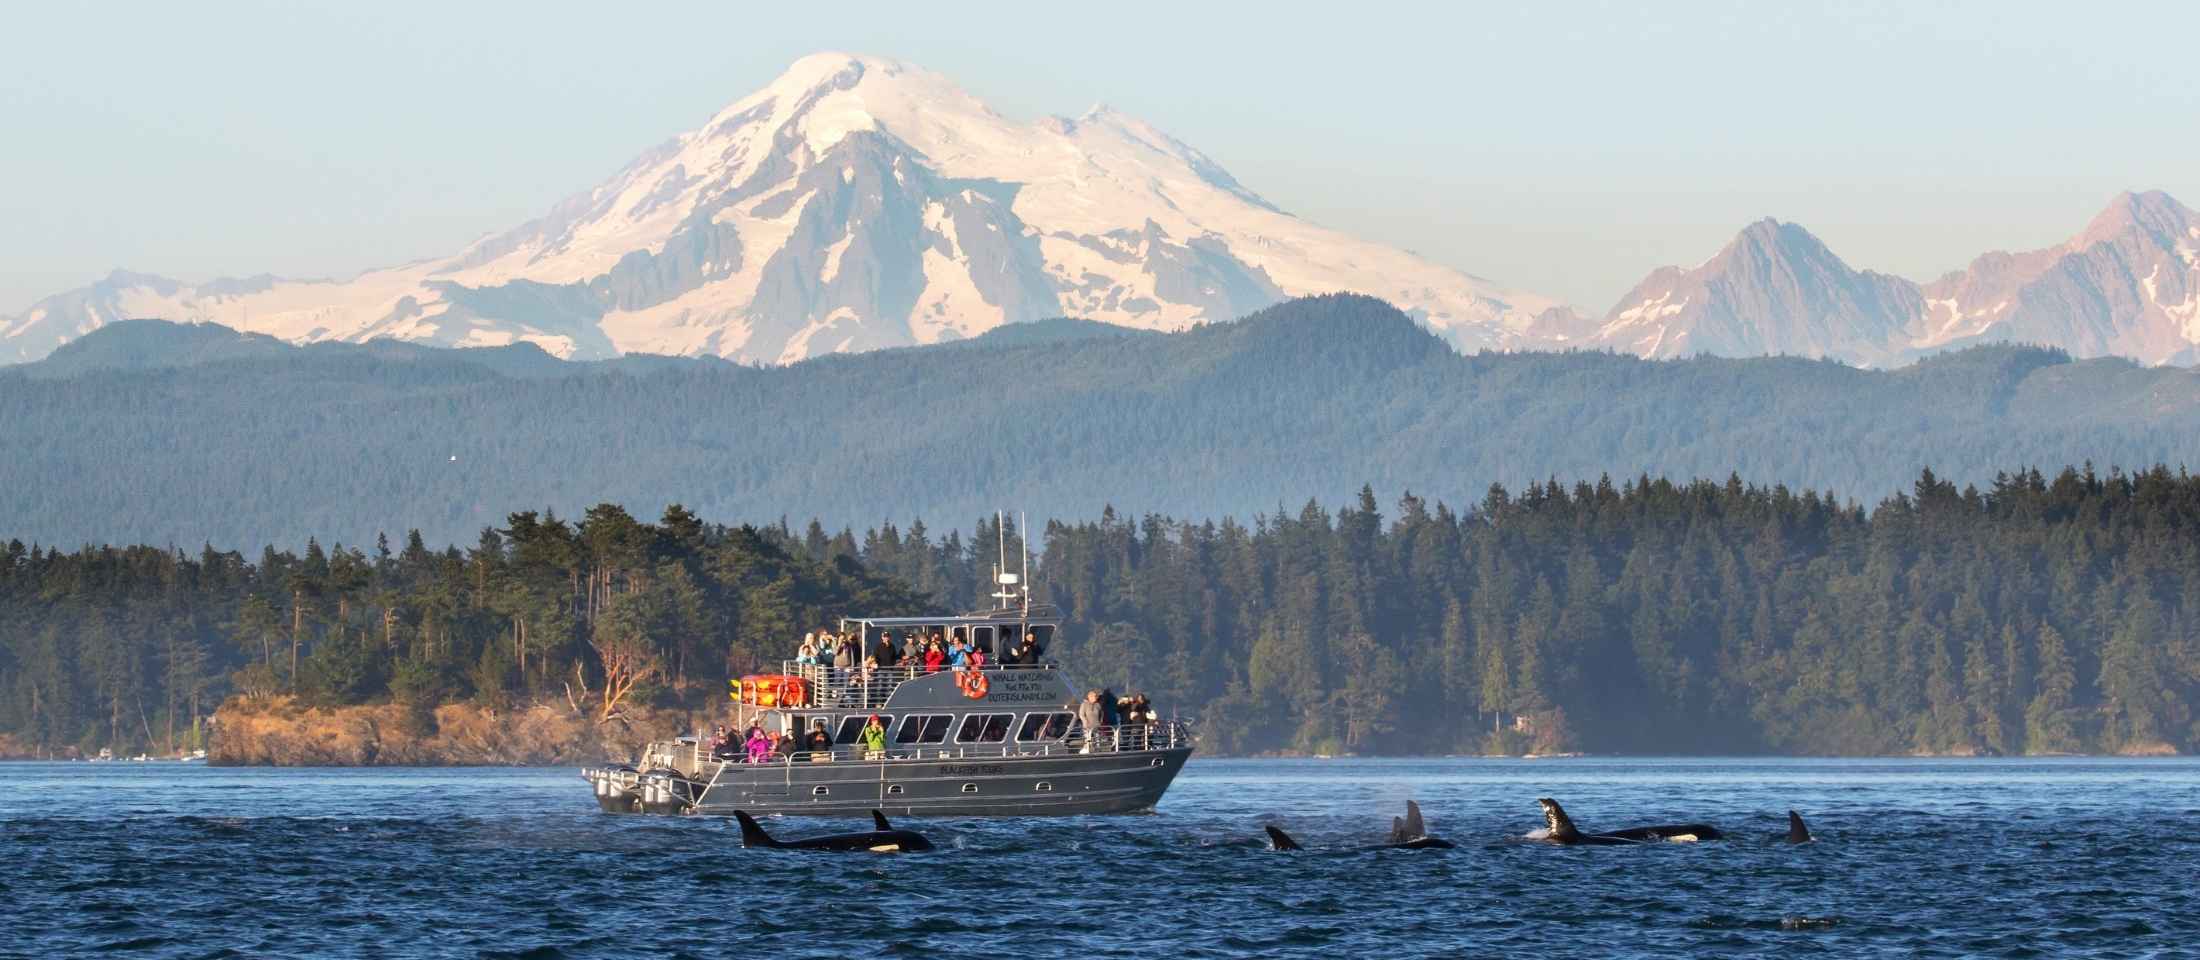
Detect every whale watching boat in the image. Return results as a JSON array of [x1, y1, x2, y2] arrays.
[[582, 549, 1194, 817]]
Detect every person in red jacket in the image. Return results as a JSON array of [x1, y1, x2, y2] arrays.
[[922, 640, 947, 674]]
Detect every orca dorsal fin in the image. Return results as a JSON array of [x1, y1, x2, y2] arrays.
[[1404, 799, 1428, 840], [1538, 798, 1580, 840], [873, 810, 893, 832], [733, 810, 778, 848], [1265, 825, 1303, 851], [1786, 810, 1812, 844], [1390, 816, 1407, 844]]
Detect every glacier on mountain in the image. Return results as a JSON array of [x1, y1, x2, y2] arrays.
[[0, 52, 1566, 365]]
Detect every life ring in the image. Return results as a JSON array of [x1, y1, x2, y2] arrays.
[[957, 670, 990, 699]]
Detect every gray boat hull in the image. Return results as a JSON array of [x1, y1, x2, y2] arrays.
[[689, 745, 1193, 817]]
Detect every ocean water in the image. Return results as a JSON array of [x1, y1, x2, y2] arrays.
[[2, 757, 2195, 958]]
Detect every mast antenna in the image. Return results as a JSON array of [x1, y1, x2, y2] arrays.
[[1020, 510, 1030, 615], [990, 509, 1019, 608]]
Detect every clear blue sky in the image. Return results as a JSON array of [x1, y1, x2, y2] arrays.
[[5, 0, 2195, 315]]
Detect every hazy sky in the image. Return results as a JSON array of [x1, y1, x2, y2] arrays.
[[5, 1, 2196, 315]]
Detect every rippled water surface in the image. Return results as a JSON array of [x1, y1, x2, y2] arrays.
[[4, 757, 2197, 958]]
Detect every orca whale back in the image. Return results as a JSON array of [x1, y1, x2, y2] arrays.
[[733, 810, 779, 848], [1786, 810, 1812, 844], [1265, 825, 1303, 851], [1403, 800, 1429, 839], [1537, 798, 1581, 842]]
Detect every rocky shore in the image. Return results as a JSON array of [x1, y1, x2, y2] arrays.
[[207, 697, 693, 766]]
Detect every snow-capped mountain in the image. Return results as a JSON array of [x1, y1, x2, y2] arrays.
[[0, 52, 1571, 365], [1912, 191, 2200, 364], [1591, 191, 2200, 365], [1590, 218, 1925, 364]]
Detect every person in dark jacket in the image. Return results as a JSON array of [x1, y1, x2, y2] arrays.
[[1098, 688, 1121, 727], [874, 634, 900, 668], [803, 720, 834, 756]]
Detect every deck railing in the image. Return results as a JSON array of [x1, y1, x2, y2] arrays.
[[693, 718, 1193, 769], [765, 660, 1057, 710]]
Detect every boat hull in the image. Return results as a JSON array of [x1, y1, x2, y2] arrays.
[[589, 745, 1192, 817]]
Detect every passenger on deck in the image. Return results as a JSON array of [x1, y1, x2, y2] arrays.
[[769, 729, 792, 759], [966, 645, 987, 671], [1098, 688, 1121, 728], [922, 639, 947, 674], [900, 632, 920, 665], [858, 656, 882, 706], [830, 634, 855, 685], [874, 633, 899, 668], [1073, 690, 1106, 751], [858, 715, 888, 758], [803, 720, 834, 756], [947, 637, 970, 670], [1121, 694, 1155, 749], [744, 725, 771, 763]]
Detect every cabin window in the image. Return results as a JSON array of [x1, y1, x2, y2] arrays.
[[971, 626, 994, 657], [956, 713, 1014, 743], [994, 626, 1015, 658], [1016, 712, 1073, 741], [835, 715, 886, 745], [896, 714, 951, 745]]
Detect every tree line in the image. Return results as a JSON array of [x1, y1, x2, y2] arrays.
[[3, 463, 2197, 757]]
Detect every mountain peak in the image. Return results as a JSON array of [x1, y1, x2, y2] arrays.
[[2074, 189, 2192, 250], [1596, 215, 1920, 362], [1720, 218, 1844, 274], [765, 51, 891, 95]]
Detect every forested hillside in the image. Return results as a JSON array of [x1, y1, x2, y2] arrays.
[[4, 295, 2199, 547], [5, 466, 2197, 758]]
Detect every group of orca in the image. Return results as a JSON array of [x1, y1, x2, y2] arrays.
[[1265, 798, 1814, 851], [724, 798, 1814, 855]]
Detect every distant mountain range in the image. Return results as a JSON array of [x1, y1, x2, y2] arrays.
[[4, 295, 2196, 548], [3, 52, 2193, 368], [1592, 190, 2200, 365]]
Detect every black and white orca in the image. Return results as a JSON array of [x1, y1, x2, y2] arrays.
[[1266, 800, 1455, 852], [1532, 797, 1724, 845], [734, 810, 934, 853]]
